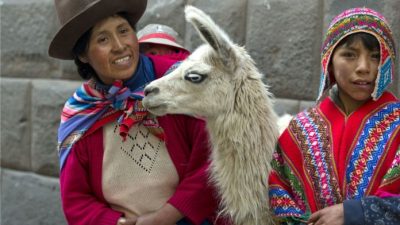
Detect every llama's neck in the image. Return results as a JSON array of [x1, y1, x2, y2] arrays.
[[204, 80, 278, 224], [206, 82, 277, 160], [206, 96, 277, 171]]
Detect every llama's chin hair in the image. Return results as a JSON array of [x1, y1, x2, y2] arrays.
[[145, 105, 168, 116], [147, 110, 165, 116]]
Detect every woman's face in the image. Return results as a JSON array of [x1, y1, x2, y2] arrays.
[[331, 39, 379, 112], [80, 15, 139, 85]]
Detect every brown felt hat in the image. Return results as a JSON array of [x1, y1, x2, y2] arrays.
[[48, 0, 147, 60]]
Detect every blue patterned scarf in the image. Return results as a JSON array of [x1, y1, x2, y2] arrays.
[[57, 55, 161, 170]]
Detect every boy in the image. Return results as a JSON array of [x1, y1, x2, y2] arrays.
[[137, 24, 190, 76], [137, 23, 190, 56], [269, 7, 399, 225]]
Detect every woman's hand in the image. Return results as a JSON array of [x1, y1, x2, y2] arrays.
[[136, 203, 183, 225], [308, 203, 344, 225], [135, 211, 161, 225], [117, 216, 137, 225]]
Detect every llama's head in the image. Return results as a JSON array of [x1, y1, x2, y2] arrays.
[[143, 6, 263, 118]]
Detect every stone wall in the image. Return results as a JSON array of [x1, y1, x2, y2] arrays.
[[1, 0, 399, 224]]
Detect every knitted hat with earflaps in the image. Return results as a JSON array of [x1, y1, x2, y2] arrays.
[[318, 7, 397, 101]]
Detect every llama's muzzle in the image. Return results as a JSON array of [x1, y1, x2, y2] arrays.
[[144, 86, 159, 96]]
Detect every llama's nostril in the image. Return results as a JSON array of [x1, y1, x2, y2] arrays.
[[144, 86, 159, 96], [144, 87, 151, 96]]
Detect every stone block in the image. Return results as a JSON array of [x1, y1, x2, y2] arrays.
[[299, 100, 315, 112], [1, 0, 62, 79], [1, 169, 66, 225], [30, 80, 81, 177], [60, 60, 81, 80], [0, 78, 32, 171], [138, 0, 187, 47], [184, 0, 247, 51], [246, 0, 322, 100], [382, 0, 400, 96], [274, 98, 300, 116]]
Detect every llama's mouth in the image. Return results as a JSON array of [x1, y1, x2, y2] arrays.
[[144, 104, 168, 116]]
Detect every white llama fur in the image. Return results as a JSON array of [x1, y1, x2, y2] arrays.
[[142, 6, 278, 225], [277, 113, 293, 135]]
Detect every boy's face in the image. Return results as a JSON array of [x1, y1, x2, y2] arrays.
[[330, 39, 380, 110], [141, 43, 179, 55]]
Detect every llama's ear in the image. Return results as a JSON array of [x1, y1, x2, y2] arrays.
[[185, 5, 237, 71]]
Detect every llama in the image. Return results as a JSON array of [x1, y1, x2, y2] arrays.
[[142, 6, 278, 225]]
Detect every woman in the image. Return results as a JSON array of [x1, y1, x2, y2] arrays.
[[268, 7, 400, 225], [49, 0, 221, 225]]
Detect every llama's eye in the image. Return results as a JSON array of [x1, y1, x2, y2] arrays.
[[184, 73, 207, 83]]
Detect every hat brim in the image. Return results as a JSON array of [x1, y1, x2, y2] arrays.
[[49, 0, 147, 60], [139, 38, 188, 52]]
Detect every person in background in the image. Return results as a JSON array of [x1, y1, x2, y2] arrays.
[[268, 7, 400, 225], [137, 23, 190, 57], [137, 23, 190, 76], [136, 23, 191, 77], [48, 0, 221, 225]]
